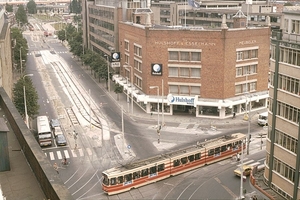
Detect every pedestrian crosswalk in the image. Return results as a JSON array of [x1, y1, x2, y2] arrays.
[[231, 157, 265, 168], [45, 148, 93, 161]]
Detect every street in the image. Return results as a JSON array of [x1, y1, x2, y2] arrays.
[[23, 18, 267, 200]]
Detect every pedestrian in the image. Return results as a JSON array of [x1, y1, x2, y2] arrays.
[[232, 112, 236, 119], [237, 153, 240, 162], [53, 163, 59, 174]]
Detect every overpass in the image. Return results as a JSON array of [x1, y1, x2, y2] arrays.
[[0, 0, 70, 5]]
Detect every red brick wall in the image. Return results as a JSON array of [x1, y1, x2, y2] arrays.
[[119, 22, 270, 98]]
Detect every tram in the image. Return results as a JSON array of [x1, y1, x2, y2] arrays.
[[102, 133, 246, 195]]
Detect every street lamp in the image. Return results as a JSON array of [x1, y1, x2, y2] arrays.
[[149, 85, 161, 143], [124, 66, 133, 114], [104, 55, 110, 92], [23, 74, 33, 128], [20, 46, 23, 75]]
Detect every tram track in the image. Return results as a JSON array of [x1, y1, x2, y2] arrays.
[[51, 61, 102, 129]]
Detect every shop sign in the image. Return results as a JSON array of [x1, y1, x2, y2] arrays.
[[167, 94, 195, 105], [151, 63, 162, 76]]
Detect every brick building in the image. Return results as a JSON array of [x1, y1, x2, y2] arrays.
[[113, 11, 271, 119]]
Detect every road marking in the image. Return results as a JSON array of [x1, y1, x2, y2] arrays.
[[79, 149, 84, 157], [86, 148, 92, 156], [57, 151, 62, 160], [237, 159, 254, 167], [64, 150, 70, 158], [71, 150, 77, 157], [49, 152, 55, 160]]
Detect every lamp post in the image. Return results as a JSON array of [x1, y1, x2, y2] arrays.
[[23, 74, 33, 128], [239, 140, 245, 200], [125, 65, 133, 114], [150, 86, 160, 143], [104, 55, 110, 92], [20, 46, 23, 75]]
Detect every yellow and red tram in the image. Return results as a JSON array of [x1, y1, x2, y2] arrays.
[[102, 133, 246, 195]]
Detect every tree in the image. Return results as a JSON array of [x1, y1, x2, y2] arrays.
[[15, 5, 28, 27], [5, 3, 13, 12], [57, 29, 66, 42], [11, 27, 28, 73], [114, 83, 123, 101], [70, 0, 81, 14], [13, 76, 40, 120], [27, 0, 37, 14]]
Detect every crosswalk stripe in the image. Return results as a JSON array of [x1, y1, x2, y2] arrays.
[[248, 162, 260, 167], [49, 152, 55, 160], [79, 149, 84, 157], [64, 150, 70, 159], [86, 148, 92, 156], [57, 151, 62, 160], [71, 150, 77, 157]]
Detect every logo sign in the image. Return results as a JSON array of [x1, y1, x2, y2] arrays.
[[167, 94, 195, 105], [111, 62, 120, 68], [151, 63, 162, 76], [111, 52, 120, 62]]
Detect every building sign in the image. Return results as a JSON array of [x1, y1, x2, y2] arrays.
[[167, 94, 195, 105], [111, 62, 120, 68], [111, 52, 120, 62], [151, 63, 162, 76]]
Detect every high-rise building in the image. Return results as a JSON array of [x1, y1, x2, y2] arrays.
[[266, 6, 300, 200]]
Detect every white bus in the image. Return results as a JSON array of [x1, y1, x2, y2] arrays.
[[37, 116, 52, 147], [258, 112, 268, 126]]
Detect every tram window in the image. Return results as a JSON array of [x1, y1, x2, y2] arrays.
[[141, 169, 149, 177], [227, 144, 232, 150], [195, 153, 201, 160], [173, 159, 181, 167], [158, 164, 165, 172], [110, 177, 116, 185], [181, 157, 188, 164], [103, 175, 109, 185], [150, 166, 157, 174], [118, 176, 124, 184], [238, 140, 242, 144], [133, 171, 140, 179], [124, 174, 132, 182], [188, 155, 195, 162], [208, 149, 214, 156], [215, 147, 220, 155], [221, 145, 227, 152]]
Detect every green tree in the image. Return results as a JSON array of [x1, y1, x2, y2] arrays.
[[13, 76, 40, 120], [11, 27, 28, 74], [27, 0, 37, 14], [5, 3, 13, 12], [57, 29, 66, 42], [114, 83, 123, 101], [70, 0, 81, 14], [15, 5, 28, 27]]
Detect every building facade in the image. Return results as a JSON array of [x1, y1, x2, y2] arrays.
[[0, 8, 13, 98], [112, 13, 270, 119], [265, 6, 300, 200]]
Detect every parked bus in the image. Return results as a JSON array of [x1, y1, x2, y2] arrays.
[[37, 116, 52, 147], [258, 112, 268, 126], [102, 133, 246, 195]]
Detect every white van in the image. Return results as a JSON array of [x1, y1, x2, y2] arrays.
[[258, 112, 268, 126], [54, 127, 63, 137]]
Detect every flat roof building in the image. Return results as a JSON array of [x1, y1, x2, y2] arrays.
[[113, 11, 271, 119]]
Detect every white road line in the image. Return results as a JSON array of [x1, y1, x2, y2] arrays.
[[86, 148, 92, 156], [64, 150, 70, 158], [79, 149, 84, 157], [71, 150, 77, 157], [57, 151, 62, 160], [49, 152, 55, 160]]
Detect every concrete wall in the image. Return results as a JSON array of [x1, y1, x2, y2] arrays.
[[0, 88, 72, 200]]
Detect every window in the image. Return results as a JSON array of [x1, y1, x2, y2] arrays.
[[191, 68, 201, 78], [169, 50, 201, 62], [276, 101, 300, 125], [158, 164, 165, 172], [169, 67, 178, 77], [141, 169, 149, 177], [168, 66, 200, 78], [125, 54, 129, 64], [124, 174, 132, 182], [169, 85, 178, 94], [236, 68, 242, 77], [180, 85, 189, 95], [188, 155, 195, 162], [150, 166, 157, 174], [208, 149, 214, 156], [273, 157, 295, 182], [173, 159, 181, 167], [134, 44, 142, 57], [195, 153, 201, 160], [181, 157, 188, 164], [125, 40, 129, 51], [236, 48, 258, 61], [180, 68, 189, 77], [134, 59, 142, 71], [110, 177, 116, 185], [118, 176, 123, 184], [191, 86, 200, 95], [133, 171, 140, 179]]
